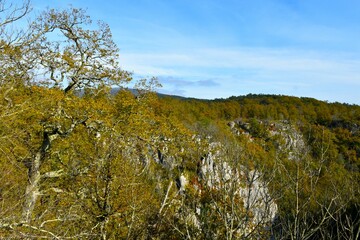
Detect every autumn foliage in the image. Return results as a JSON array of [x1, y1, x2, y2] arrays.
[[1, 2, 359, 239]]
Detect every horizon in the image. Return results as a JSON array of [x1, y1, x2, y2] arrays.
[[113, 87, 359, 106], [26, 0, 360, 105]]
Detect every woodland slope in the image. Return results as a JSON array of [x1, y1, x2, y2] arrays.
[[1, 2, 359, 239]]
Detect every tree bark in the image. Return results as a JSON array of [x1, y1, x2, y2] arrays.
[[22, 131, 53, 223], [22, 151, 42, 223]]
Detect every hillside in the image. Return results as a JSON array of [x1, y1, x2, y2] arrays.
[[1, 4, 359, 239], [1, 85, 359, 239]]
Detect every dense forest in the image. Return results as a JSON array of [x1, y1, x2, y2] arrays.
[[1, 2, 359, 239]]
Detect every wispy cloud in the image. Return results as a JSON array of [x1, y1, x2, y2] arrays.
[[122, 48, 360, 102], [119, 47, 360, 103], [120, 47, 360, 83], [158, 76, 219, 87], [154, 76, 220, 97]]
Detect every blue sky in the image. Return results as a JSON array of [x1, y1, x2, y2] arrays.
[[29, 0, 360, 104]]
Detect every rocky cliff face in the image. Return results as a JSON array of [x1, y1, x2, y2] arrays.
[[145, 120, 286, 237], [120, 118, 309, 237], [228, 119, 307, 160], [168, 119, 310, 236], [196, 141, 277, 236]]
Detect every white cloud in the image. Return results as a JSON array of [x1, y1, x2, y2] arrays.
[[118, 47, 360, 103], [120, 47, 360, 82]]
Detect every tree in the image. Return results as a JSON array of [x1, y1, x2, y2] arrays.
[[30, 93, 159, 238], [1, 0, 32, 86], [28, 8, 131, 92], [0, 0, 30, 43], [2, 5, 131, 225], [0, 1, 33, 235], [269, 123, 358, 240]]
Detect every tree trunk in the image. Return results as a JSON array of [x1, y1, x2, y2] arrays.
[[22, 151, 42, 223], [22, 132, 52, 223]]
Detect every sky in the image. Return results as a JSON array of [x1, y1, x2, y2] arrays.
[[27, 0, 360, 104]]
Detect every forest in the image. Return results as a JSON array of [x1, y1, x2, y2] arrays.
[[1, 1, 359, 239]]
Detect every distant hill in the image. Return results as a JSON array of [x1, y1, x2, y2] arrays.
[[109, 87, 190, 100]]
